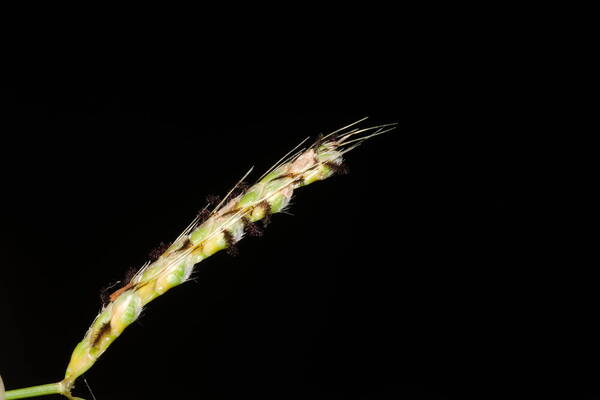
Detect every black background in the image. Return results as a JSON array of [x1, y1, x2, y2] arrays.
[[0, 31, 579, 399]]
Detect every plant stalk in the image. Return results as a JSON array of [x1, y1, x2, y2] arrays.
[[5, 382, 65, 399]]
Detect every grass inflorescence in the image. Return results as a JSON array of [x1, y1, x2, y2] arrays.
[[4, 118, 396, 399]]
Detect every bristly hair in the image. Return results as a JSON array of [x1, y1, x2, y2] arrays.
[[314, 133, 325, 148], [230, 181, 250, 198], [149, 242, 170, 262], [325, 161, 350, 175], [206, 194, 222, 206], [197, 208, 211, 224], [242, 216, 263, 237], [124, 267, 139, 284], [223, 230, 238, 256], [99, 287, 111, 307], [259, 200, 272, 226], [99, 281, 122, 306]]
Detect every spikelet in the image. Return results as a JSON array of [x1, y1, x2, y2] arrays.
[[61, 118, 396, 393]]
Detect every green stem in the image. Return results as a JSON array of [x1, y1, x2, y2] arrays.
[[5, 382, 64, 399]]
